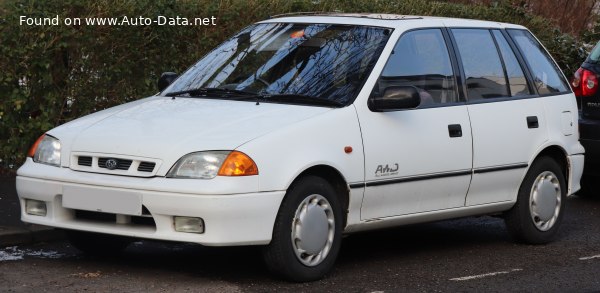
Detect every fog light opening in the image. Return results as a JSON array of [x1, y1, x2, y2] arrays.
[[174, 216, 204, 234], [25, 199, 47, 216]]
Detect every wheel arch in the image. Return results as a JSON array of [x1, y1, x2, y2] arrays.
[[532, 145, 569, 184], [289, 165, 350, 227]]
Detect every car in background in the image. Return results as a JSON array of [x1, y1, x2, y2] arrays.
[[573, 40, 600, 195]]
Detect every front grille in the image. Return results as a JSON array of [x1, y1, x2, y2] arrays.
[[137, 162, 156, 172], [77, 156, 92, 166], [75, 210, 115, 223], [74, 209, 156, 228], [71, 152, 160, 177], [98, 158, 132, 170]]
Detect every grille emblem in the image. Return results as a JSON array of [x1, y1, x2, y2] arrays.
[[105, 158, 118, 170]]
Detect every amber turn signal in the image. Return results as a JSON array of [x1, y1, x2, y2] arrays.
[[27, 134, 46, 157], [218, 151, 258, 176]]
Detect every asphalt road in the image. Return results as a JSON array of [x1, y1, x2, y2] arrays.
[[1, 194, 599, 292]]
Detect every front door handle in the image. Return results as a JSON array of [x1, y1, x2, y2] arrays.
[[448, 124, 462, 138], [527, 116, 539, 129]]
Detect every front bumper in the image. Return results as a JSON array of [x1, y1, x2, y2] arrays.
[[16, 160, 285, 246]]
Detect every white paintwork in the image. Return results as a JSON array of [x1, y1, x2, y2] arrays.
[[358, 107, 473, 219], [561, 111, 574, 136], [568, 154, 584, 195], [17, 170, 284, 246], [59, 97, 332, 175], [465, 98, 548, 206], [16, 15, 584, 247], [237, 105, 364, 192], [466, 169, 524, 205]]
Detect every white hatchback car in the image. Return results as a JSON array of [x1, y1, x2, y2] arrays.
[[17, 14, 584, 281]]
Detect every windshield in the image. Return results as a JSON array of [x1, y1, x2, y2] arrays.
[[163, 23, 392, 106], [589, 40, 600, 62]]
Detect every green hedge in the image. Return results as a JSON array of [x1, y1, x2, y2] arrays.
[[0, 0, 588, 169]]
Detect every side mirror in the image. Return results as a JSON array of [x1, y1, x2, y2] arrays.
[[369, 86, 421, 112], [158, 72, 178, 92]]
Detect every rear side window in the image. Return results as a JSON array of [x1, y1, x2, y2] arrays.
[[452, 29, 508, 100], [508, 29, 569, 95], [377, 29, 457, 105], [491, 30, 532, 97]]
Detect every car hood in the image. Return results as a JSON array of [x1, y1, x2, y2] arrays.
[[54, 96, 331, 167]]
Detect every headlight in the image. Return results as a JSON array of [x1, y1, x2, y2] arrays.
[[28, 134, 61, 167], [167, 151, 258, 179]]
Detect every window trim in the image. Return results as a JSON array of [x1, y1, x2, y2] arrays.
[[465, 94, 541, 105], [497, 29, 538, 96], [489, 30, 512, 97], [449, 27, 513, 103], [448, 27, 573, 104], [367, 26, 573, 110], [446, 28, 468, 102], [442, 28, 466, 102]]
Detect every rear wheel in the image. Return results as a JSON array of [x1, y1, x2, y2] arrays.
[[262, 176, 343, 282], [504, 156, 566, 244], [66, 230, 132, 256]]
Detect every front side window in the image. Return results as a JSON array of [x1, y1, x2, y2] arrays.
[[452, 29, 508, 100], [374, 29, 457, 106], [164, 23, 391, 106], [508, 29, 569, 95]]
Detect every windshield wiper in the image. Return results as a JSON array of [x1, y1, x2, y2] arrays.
[[166, 88, 343, 107], [165, 87, 257, 97], [236, 94, 344, 108]]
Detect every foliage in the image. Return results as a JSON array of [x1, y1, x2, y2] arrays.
[[0, 0, 589, 169]]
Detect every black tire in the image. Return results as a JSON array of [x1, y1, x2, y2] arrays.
[[504, 156, 566, 244], [66, 230, 132, 256], [262, 176, 343, 282]]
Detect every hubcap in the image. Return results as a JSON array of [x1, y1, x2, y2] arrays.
[[291, 194, 335, 267], [529, 171, 561, 231]]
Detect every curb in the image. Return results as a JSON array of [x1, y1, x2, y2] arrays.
[[0, 225, 65, 247]]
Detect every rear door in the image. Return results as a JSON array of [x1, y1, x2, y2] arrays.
[[450, 28, 568, 205]]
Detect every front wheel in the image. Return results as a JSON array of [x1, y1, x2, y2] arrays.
[[504, 156, 566, 244], [262, 176, 343, 282]]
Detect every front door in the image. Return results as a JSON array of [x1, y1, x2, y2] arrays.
[[357, 28, 473, 220]]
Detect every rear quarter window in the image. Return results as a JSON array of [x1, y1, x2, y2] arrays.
[[507, 29, 569, 95]]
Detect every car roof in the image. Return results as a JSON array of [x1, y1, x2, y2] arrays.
[[260, 13, 526, 30]]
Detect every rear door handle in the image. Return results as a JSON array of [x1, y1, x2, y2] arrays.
[[448, 124, 462, 138], [527, 116, 539, 129]]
